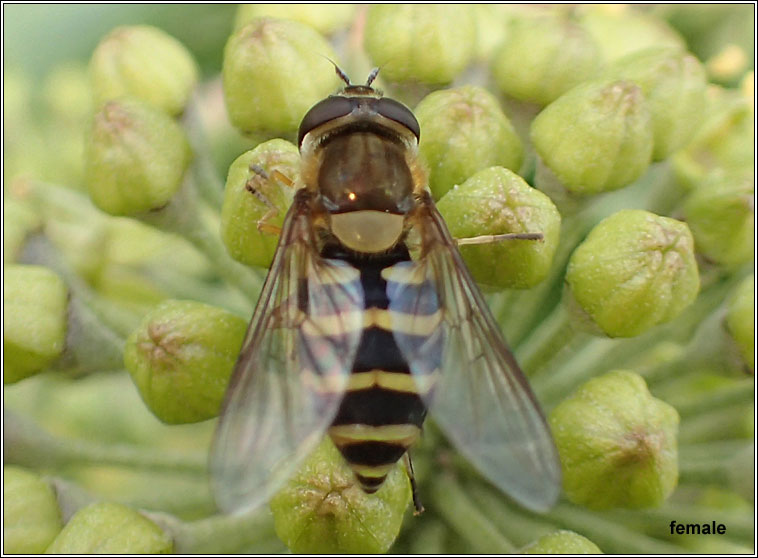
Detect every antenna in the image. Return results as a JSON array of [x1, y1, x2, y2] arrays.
[[366, 67, 380, 87], [320, 54, 351, 86]]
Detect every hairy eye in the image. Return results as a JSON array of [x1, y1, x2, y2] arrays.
[[374, 97, 420, 140], [298, 96, 354, 146]]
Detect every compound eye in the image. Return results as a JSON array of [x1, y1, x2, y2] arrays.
[[374, 97, 420, 140], [298, 96, 354, 146]]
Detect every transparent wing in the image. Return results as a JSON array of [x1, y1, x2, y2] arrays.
[[210, 195, 364, 514], [387, 196, 561, 512]]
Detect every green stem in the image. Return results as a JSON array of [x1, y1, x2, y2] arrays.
[[606, 504, 755, 543], [466, 481, 555, 548], [145, 507, 278, 554], [678, 407, 752, 445], [429, 474, 517, 553], [674, 378, 754, 419], [182, 91, 225, 210], [407, 520, 448, 555], [19, 233, 139, 338], [542, 502, 685, 554], [4, 410, 207, 474], [515, 303, 581, 376], [138, 180, 262, 304]]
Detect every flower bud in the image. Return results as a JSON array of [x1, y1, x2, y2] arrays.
[[726, 275, 754, 371], [491, 16, 602, 106], [566, 210, 699, 338], [471, 5, 511, 61], [683, 170, 754, 267], [415, 86, 523, 199], [223, 18, 340, 135], [123, 299, 247, 424], [436, 167, 560, 289], [531, 80, 653, 195], [221, 139, 299, 268], [4, 265, 67, 384], [3, 196, 40, 263], [45, 502, 172, 554], [3, 466, 63, 554], [235, 4, 355, 35], [90, 25, 198, 116], [522, 530, 602, 554], [549, 370, 679, 509], [364, 5, 476, 84], [270, 438, 410, 554], [85, 99, 191, 216], [577, 6, 685, 63], [605, 47, 707, 160], [672, 86, 753, 188]]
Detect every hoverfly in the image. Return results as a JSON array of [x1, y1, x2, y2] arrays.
[[211, 67, 561, 515]]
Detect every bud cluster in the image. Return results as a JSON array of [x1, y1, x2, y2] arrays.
[[4, 4, 753, 556]]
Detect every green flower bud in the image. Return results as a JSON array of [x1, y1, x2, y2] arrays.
[[577, 6, 685, 63], [123, 299, 247, 424], [566, 210, 699, 338], [45, 502, 172, 554], [89, 25, 198, 116], [364, 5, 476, 84], [491, 16, 602, 106], [471, 5, 511, 61], [3, 196, 40, 263], [683, 170, 754, 267], [531, 80, 653, 195], [4, 265, 68, 384], [549, 370, 679, 509], [221, 139, 299, 268], [3, 466, 63, 554], [270, 438, 410, 554], [415, 86, 523, 199], [726, 275, 754, 371], [522, 530, 603, 554], [436, 167, 560, 289], [223, 18, 340, 135], [235, 4, 355, 35], [85, 99, 191, 216], [43, 63, 92, 124], [672, 86, 753, 188], [605, 47, 707, 160]]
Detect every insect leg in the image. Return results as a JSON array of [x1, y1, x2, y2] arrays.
[[455, 232, 543, 246], [404, 453, 425, 515], [245, 164, 294, 235]]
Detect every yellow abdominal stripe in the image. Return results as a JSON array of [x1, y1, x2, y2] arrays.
[[302, 307, 442, 336], [302, 368, 439, 394], [329, 423, 421, 446]]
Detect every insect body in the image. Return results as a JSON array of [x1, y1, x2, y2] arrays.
[[211, 71, 561, 515]]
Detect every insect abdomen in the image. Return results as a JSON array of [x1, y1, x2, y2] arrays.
[[321, 244, 438, 493]]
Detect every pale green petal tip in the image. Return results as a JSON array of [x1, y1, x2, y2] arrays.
[[45, 502, 173, 554], [523, 530, 603, 554], [437, 166, 560, 289], [3, 466, 63, 554], [549, 370, 679, 510], [235, 5, 355, 35], [270, 438, 410, 554], [566, 209, 700, 338], [124, 299, 248, 424], [3, 265, 68, 384]]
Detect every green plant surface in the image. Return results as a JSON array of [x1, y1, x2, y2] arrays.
[[3, 4, 754, 555]]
